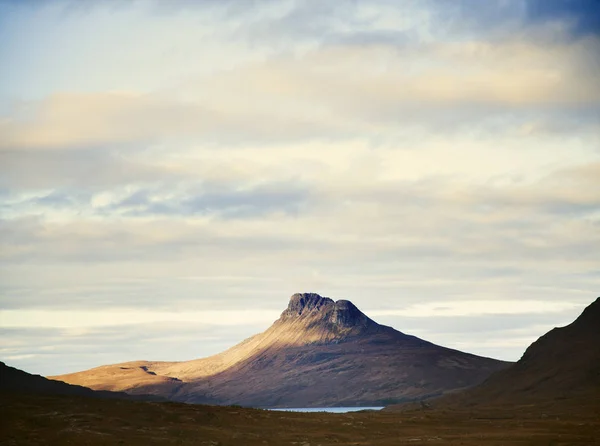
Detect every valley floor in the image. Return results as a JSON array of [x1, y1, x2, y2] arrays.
[[2, 392, 599, 445]]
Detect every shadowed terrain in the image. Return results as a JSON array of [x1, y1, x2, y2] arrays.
[[51, 293, 510, 407], [2, 392, 599, 445], [388, 297, 600, 415], [442, 296, 600, 408], [0, 361, 163, 402]]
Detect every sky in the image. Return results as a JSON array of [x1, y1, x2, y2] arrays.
[[0, 0, 599, 376]]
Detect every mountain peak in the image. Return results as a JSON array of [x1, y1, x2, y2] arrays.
[[285, 293, 334, 316], [280, 293, 377, 333]]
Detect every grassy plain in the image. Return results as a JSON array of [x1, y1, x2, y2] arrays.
[[2, 392, 599, 445]]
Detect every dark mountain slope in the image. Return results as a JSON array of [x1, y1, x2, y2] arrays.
[[386, 297, 600, 415], [441, 296, 600, 406]]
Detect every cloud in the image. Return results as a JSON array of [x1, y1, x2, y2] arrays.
[[369, 299, 581, 317], [0, 92, 257, 149], [430, 0, 600, 40], [108, 182, 311, 219], [1, 0, 599, 375], [0, 90, 355, 150], [1, 161, 598, 320], [0, 308, 281, 328], [2, 37, 598, 153], [525, 0, 600, 37]]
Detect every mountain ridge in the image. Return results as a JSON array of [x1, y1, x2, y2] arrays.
[[50, 293, 511, 407]]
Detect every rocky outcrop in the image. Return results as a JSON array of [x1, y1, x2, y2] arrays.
[[283, 293, 335, 317], [329, 299, 374, 328]]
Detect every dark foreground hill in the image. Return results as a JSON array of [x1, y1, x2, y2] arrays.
[[390, 296, 600, 415], [51, 293, 510, 407], [0, 361, 163, 402]]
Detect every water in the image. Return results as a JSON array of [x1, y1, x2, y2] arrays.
[[269, 407, 384, 413]]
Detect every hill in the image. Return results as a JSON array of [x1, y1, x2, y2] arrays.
[[51, 293, 510, 407], [437, 296, 600, 409], [0, 361, 163, 402], [387, 296, 600, 416]]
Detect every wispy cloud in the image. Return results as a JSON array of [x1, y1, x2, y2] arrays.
[[370, 299, 581, 317], [0, 308, 282, 328]]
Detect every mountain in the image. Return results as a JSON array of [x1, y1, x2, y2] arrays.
[[50, 293, 510, 407], [429, 296, 600, 411], [0, 361, 163, 401]]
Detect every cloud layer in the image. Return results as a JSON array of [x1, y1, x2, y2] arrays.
[[0, 0, 599, 375]]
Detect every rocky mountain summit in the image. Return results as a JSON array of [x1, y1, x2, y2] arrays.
[[51, 293, 510, 407], [272, 293, 382, 344], [283, 293, 376, 330]]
